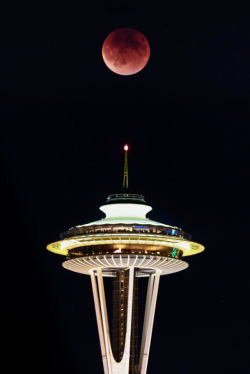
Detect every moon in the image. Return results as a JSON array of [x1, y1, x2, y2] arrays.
[[102, 28, 150, 76]]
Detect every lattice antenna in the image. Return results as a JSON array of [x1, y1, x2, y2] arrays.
[[123, 145, 129, 189]]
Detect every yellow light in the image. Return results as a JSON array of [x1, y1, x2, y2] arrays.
[[46, 233, 204, 256]]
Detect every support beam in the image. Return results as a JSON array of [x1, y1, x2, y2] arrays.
[[96, 268, 113, 374], [90, 271, 109, 374], [122, 267, 134, 373], [139, 271, 160, 374], [139, 274, 154, 370]]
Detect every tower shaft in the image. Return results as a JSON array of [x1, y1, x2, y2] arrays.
[[112, 270, 138, 374]]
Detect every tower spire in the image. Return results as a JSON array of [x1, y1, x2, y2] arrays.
[[123, 144, 129, 189]]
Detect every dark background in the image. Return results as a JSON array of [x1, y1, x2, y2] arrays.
[[1, 1, 250, 373]]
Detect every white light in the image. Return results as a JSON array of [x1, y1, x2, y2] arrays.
[[100, 203, 152, 219]]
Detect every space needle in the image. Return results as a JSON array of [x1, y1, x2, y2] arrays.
[[47, 145, 205, 374]]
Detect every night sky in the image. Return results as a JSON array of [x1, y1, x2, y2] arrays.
[[1, 1, 250, 373]]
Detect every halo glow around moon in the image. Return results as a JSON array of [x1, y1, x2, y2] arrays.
[[102, 28, 150, 76]]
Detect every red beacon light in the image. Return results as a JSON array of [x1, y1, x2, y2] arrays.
[[124, 144, 129, 151]]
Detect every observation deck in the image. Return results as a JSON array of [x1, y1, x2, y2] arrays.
[[47, 193, 204, 276]]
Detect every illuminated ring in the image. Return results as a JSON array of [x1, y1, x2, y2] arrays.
[[63, 254, 188, 276], [47, 233, 204, 257]]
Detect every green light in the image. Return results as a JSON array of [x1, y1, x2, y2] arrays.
[[172, 248, 177, 258]]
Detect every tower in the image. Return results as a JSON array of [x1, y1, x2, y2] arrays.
[[47, 146, 204, 374]]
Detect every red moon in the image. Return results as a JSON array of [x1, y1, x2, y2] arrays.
[[102, 28, 150, 76]]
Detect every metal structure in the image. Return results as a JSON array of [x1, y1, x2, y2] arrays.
[[123, 144, 129, 189], [47, 147, 205, 374]]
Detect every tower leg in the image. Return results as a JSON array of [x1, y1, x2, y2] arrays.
[[123, 267, 134, 374], [90, 267, 135, 374], [90, 270, 110, 374], [138, 271, 160, 374]]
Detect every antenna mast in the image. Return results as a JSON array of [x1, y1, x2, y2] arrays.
[[123, 145, 129, 189]]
